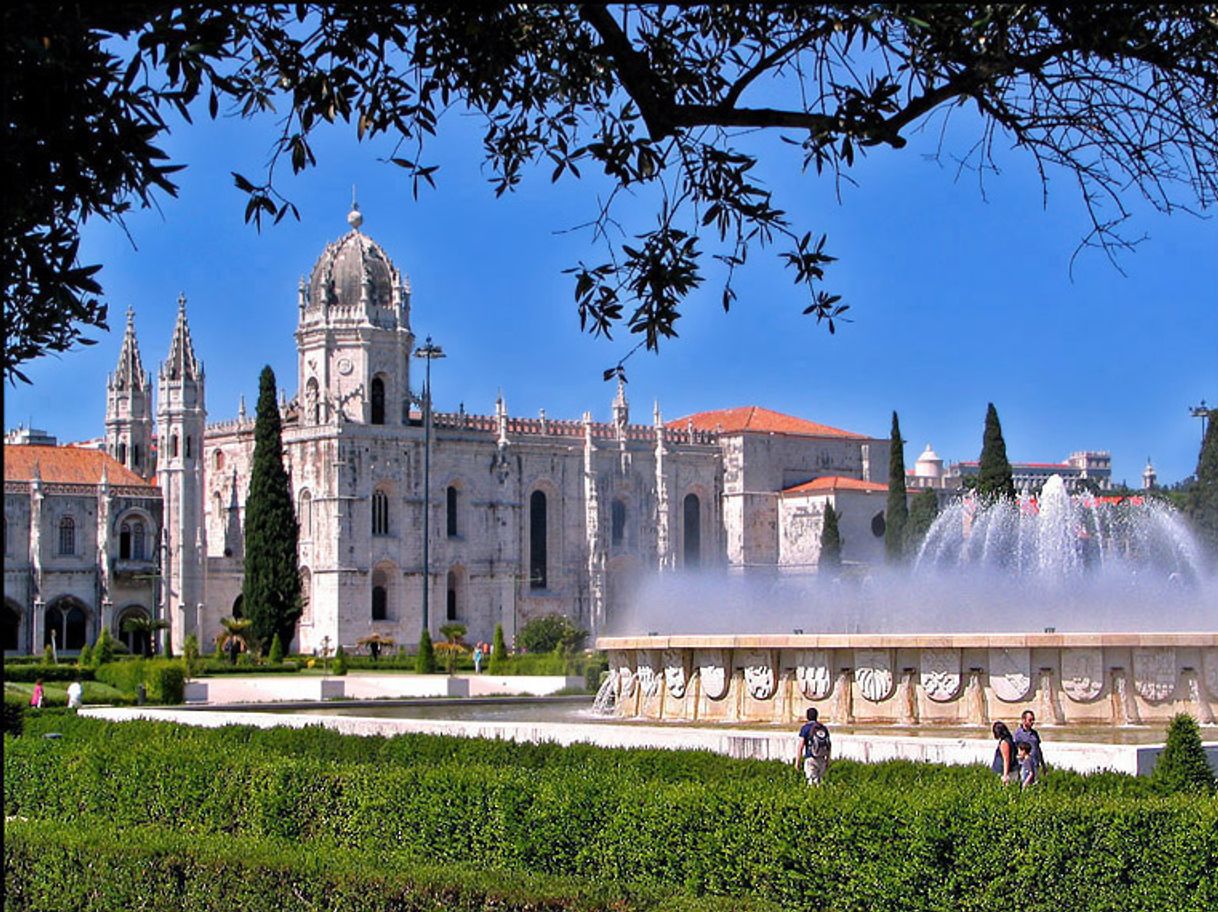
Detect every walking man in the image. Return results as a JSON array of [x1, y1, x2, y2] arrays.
[[795, 707, 832, 785], [1012, 709, 1046, 776]]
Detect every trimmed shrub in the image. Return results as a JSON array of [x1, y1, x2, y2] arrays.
[[416, 629, 436, 674], [94, 626, 115, 665], [3, 664, 95, 684], [268, 633, 284, 665], [331, 645, 348, 676], [517, 614, 588, 654], [145, 660, 186, 704], [198, 660, 300, 675], [1153, 713, 1216, 795], [491, 622, 508, 671], [77, 644, 93, 667], [2, 693, 24, 736]]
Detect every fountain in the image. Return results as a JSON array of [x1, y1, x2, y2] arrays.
[[598, 477, 1218, 725]]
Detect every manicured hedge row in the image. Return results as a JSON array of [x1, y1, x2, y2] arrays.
[[3, 819, 768, 912], [2, 664, 95, 683], [7, 718, 1216, 911], [197, 660, 301, 675], [94, 659, 185, 703], [2, 694, 24, 735]]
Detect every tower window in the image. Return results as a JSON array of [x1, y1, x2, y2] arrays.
[[133, 444, 141, 467], [529, 490, 547, 589], [117, 442, 127, 465], [185, 436, 192, 458], [370, 377, 386, 425], [58, 517, 76, 556], [371, 489, 389, 536], [170, 435, 179, 458], [611, 499, 626, 547], [120, 521, 131, 559], [371, 568, 388, 621], [683, 493, 701, 568], [446, 485, 459, 537]]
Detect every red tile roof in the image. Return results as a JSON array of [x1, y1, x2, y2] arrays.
[[668, 406, 867, 439], [3, 445, 153, 487], [782, 476, 887, 494]]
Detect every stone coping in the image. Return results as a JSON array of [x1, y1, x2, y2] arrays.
[[597, 632, 1218, 650]]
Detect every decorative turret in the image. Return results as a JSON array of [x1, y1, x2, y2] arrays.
[[1142, 458, 1157, 491], [157, 294, 206, 652], [105, 308, 153, 478]]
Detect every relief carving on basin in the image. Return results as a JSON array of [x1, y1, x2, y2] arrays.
[[1204, 649, 1218, 700], [855, 648, 894, 702], [635, 650, 662, 698], [920, 648, 961, 702], [663, 648, 690, 698], [739, 649, 776, 700], [612, 650, 636, 699], [988, 647, 1031, 703], [696, 649, 730, 701], [795, 649, 833, 700], [1061, 647, 1104, 703], [1132, 647, 1177, 703]]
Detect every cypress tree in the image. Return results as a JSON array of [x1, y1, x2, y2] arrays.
[[885, 411, 909, 562], [904, 489, 940, 557], [1152, 714, 1216, 794], [491, 622, 508, 672], [241, 366, 301, 656], [1187, 413, 1218, 558], [416, 628, 436, 674], [819, 504, 842, 571], [976, 402, 1016, 502]]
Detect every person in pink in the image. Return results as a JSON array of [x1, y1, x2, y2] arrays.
[[30, 679, 45, 709]]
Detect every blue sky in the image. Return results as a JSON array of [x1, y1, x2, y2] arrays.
[[7, 94, 1216, 486]]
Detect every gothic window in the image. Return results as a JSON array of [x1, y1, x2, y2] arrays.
[[133, 444, 141, 468], [232, 595, 244, 619], [58, 516, 75, 556], [120, 521, 132, 559], [370, 376, 386, 425], [611, 499, 626, 547], [529, 490, 547, 589], [170, 434, 179, 458], [371, 568, 388, 621], [683, 493, 701, 568], [371, 489, 389, 536], [185, 436, 192, 459], [446, 568, 460, 621], [117, 442, 127, 465], [214, 449, 224, 471], [132, 521, 145, 560], [298, 490, 313, 540], [446, 485, 459, 538]]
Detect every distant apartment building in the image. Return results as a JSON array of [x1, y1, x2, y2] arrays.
[[907, 446, 1112, 493]]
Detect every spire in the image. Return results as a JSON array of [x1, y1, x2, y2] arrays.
[[112, 307, 147, 391], [612, 377, 629, 428], [347, 186, 363, 232], [164, 293, 202, 382]]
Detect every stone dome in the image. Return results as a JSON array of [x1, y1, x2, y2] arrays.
[[305, 205, 406, 315], [914, 443, 943, 479]]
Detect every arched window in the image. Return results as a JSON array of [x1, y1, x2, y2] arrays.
[[58, 516, 75, 556], [298, 490, 313, 540], [170, 434, 179, 458], [529, 490, 547, 590], [214, 449, 225, 471], [117, 441, 127, 465], [371, 568, 388, 621], [232, 594, 244, 619], [446, 568, 459, 621], [120, 521, 132, 559], [132, 521, 145, 560], [370, 376, 386, 425], [117, 606, 151, 656], [611, 499, 626, 547], [371, 489, 389, 536], [683, 493, 701, 568], [446, 485, 459, 538]]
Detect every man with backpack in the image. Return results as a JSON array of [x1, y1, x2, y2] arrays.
[[795, 707, 832, 785]]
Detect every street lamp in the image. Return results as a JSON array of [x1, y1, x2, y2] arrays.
[[414, 336, 445, 635]]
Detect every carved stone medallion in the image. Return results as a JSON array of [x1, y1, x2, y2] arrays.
[[1204, 649, 1218, 701], [1132, 647, 1177, 704], [739, 650, 775, 700], [611, 651, 635, 700], [1061, 648, 1104, 703], [919, 648, 961, 702], [988, 648, 1031, 703], [696, 648, 730, 701], [795, 649, 832, 700], [855, 649, 894, 702], [635, 651, 661, 699], [663, 648, 689, 698]]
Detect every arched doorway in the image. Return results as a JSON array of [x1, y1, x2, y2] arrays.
[[44, 597, 89, 650], [116, 605, 152, 657]]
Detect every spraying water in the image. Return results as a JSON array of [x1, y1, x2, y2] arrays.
[[608, 476, 1216, 637]]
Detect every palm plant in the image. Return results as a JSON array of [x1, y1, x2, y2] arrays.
[[435, 622, 468, 674], [120, 615, 170, 658], [215, 617, 254, 664], [356, 632, 395, 662]]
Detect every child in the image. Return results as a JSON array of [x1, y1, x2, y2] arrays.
[[1017, 740, 1037, 789], [30, 678, 45, 709]]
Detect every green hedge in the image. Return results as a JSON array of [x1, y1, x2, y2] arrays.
[[94, 659, 186, 704], [197, 660, 301, 675], [6, 716, 1216, 911], [4, 819, 766, 912], [2, 693, 24, 735], [2, 664, 95, 683]]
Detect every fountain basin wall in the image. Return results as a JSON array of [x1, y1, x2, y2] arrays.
[[597, 633, 1218, 726]]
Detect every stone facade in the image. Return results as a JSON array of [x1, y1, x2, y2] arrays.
[[5, 206, 891, 656]]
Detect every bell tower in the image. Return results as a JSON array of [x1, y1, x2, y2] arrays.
[[157, 294, 207, 652], [105, 308, 153, 478]]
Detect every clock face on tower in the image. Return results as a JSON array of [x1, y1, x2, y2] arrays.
[[337, 358, 354, 376]]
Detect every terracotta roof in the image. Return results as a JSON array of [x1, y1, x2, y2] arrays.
[[3, 445, 153, 487], [783, 476, 888, 494], [667, 406, 867, 439]]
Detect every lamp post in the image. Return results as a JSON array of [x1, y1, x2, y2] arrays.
[[414, 337, 445, 636]]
